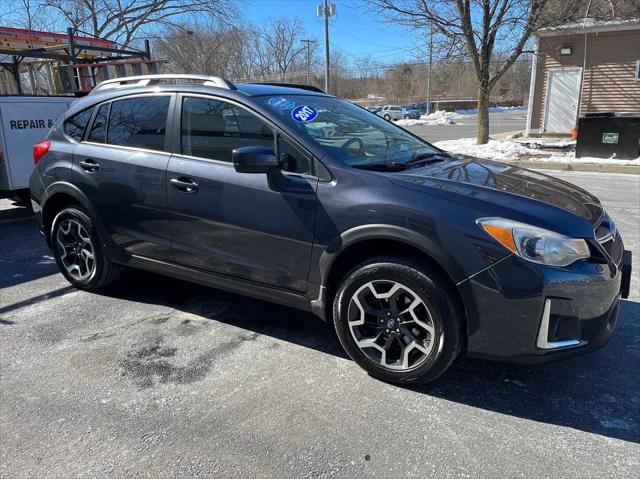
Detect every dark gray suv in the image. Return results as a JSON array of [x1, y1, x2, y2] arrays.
[[30, 75, 631, 385]]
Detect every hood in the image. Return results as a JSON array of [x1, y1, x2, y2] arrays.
[[389, 156, 603, 225]]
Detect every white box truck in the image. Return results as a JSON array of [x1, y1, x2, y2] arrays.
[[0, 96, 73, 204]]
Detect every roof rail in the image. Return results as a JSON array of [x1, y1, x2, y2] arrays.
[[247, 82, 325, 93], [90, 74, 236, 94]]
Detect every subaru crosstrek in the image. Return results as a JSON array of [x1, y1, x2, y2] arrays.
[[29, 75, 632, 384]]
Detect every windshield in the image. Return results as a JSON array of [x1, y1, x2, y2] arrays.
[[262, 95, 442, 170]]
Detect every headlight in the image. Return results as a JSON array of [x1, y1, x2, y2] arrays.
[[477, 218, 590, 267]]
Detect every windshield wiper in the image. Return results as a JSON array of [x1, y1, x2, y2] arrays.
[[354, 152, 450, 172], [355, 162, 407, 172], [391, 152, 448, 169]]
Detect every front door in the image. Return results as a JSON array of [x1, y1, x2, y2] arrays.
[[544, 68, 582, 133], [73, 93, 174, 260], [167, 95, 318, 292]]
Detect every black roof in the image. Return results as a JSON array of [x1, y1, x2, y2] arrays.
[[235, 82, 327, 97]]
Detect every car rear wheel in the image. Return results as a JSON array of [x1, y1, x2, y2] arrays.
[[332, 256, 463, 385], [51, 206, 122, 290], [404, 114, 410, 119]]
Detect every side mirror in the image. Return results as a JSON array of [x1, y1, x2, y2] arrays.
[[233, 146, 279, 174]]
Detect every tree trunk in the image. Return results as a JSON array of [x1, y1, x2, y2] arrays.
[[476, 84, 490, 145]]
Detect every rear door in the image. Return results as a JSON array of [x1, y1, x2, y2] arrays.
[[166, 94, 318, 292], [72, 93, 174, 260]]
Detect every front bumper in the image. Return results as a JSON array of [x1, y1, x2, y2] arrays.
[[459, 248, 632, 364]]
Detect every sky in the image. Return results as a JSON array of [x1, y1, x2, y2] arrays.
[[0, 0, 432, 64], [243, 0, 430, 64]]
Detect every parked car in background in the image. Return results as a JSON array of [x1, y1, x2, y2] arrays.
[[379, 105, 420, 121], [379, 105, 404, 121], [404, 102, 431, 115], [403, 109, 421, 120], [367, 106, 382, 115], [30, 75, 632, 386]]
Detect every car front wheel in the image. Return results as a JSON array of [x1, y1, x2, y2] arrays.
[[332, 256, 463, 385], [384, 114, 391, 120]]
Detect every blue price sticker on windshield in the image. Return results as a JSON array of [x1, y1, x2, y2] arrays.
[[291, 105, 318, 123], [269, 96, 295, 110]]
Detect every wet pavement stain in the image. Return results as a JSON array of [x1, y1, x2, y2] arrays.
[[120, 334, 259, 388]]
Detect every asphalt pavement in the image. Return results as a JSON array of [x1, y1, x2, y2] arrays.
[[404, 109, 527, 141], [1, 170, 639, 478]]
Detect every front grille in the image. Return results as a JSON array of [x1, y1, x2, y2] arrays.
[[600, 232, 624, 265], [594, 213, 623, 265]]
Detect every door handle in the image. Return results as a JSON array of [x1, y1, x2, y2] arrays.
[[79, 159, 99, 172], [170, 177, 199, 193]]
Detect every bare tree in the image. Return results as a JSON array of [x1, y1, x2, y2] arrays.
[[154, 23, 248, 77], [247, 27, 276, 79], [367, 1, 586, 144], [261, 18, 306, 82], [41, 0, 237, 48], [1, 0, 55, 30]]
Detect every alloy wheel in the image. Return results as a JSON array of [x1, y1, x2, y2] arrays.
[[347, 280, 438, 371], [56, 218, 96, 281]]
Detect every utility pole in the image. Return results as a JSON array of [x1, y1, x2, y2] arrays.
[[301, 39, 316, 85], [427, 26, 433, 114], [317, 1, 336, 93]]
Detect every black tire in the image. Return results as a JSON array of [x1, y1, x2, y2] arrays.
[[404, 114, 410, 119], [332, 256, 463, 385], [384, 114, 391, 121], [51, 206, 122, 290]]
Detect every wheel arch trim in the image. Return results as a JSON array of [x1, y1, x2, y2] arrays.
[[318, 224, 468, 289], [41, 182, 107, 246]]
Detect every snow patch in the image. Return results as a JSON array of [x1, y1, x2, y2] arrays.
[[534, 155, 640, 166], [434, 137, 640, 165], [395, 110, 466, 127], [515, 139, 576, 150], [434, 138, 532, 161], [454, 105, 528, 115]]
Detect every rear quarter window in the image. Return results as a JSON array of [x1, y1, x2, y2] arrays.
[[87, 103, 110, 143], [64, 107, 94, 141]]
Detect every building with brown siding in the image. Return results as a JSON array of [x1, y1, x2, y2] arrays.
[[526, 19, 640, 135]]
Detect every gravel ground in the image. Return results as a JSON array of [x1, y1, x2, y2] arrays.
[[1, 170, 639, 478]]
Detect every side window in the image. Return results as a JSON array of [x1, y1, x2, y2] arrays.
[[87, 103, 109, 143], [181, 96, 274, 162], [278, 135, 313, 175], [64, 107, 93, 141], [107, 96, 170, 151]]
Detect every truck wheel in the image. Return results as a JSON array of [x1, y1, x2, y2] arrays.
[[332, 256, 463, 385], [51, 206, 122, 291], [11, 189, 33, 213]]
